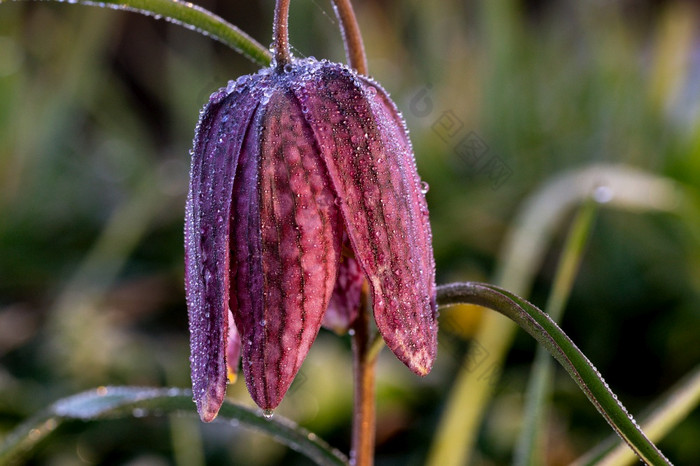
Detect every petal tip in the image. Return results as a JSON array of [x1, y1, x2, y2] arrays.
[[194, 384, 227, 423], [197, 398, 222, 423], [407, 348, 436, 377]]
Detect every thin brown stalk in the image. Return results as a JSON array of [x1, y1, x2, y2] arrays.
[[273, 0, 292, 67], [331, 0, 368, 75], [350, 284, 376, 466]]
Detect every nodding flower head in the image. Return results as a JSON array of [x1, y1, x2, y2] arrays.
[[185, 58, 437, 422]]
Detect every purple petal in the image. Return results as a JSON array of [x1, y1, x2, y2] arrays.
[[296, 64, 437, 375], [231, 88, 342, 410], [185, 77, 266, 422], [322, 241, 363, 334]]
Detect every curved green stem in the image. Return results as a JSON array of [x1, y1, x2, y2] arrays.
[[437, 282, 672, 466], [514, 201, 598, 466], [0, 387, 348, 466], [2, 0, 272, 66], [575, 364, 700, 466], [428, 165, 686, 466]]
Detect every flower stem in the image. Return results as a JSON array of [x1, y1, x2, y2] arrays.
[[331, 0, 367, 75], [350, 284, 376, 466], [8, 0, 272, 66], [513, 201, 597, 466], [436, 282, 671, 466], [273, 0, 292, 68]]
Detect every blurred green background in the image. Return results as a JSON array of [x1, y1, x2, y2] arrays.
[[1, 0, 699, 464]]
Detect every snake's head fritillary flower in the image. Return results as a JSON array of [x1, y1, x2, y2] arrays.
[[185, 58, 437, 422]]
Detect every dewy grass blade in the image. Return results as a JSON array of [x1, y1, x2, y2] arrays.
[[0, 386, 349, 466], [428, 165, 687, 466], [437, 282, 673, 466], [2, 0, 272, 66], [574, 364, 700, 466], [514, 201, 598, 466]]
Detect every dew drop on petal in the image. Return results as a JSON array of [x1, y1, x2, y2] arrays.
[[420, 181, 430, 194], [262, 409, 274, 419]]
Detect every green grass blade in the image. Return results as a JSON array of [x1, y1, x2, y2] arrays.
[[0, 386, 348, 466], [1, 0, 272, 66], [437, 282, 673, 466], [574, 364, 700, 466], [428, 165, 687, 466], [513, 201, 598, 466]]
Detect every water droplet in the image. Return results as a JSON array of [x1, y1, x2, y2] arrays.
[[334, 198, 343, 206], [420, 181, 430, 194], [593, 185, 613, 204], [262, 409, 274, 419], [283, 63, 293, 73]]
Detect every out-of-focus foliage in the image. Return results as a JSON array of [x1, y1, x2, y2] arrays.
[[0, 0, 698, 464]]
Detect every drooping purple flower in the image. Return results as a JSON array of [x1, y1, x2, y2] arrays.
[[185, 58, 437, 421]]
